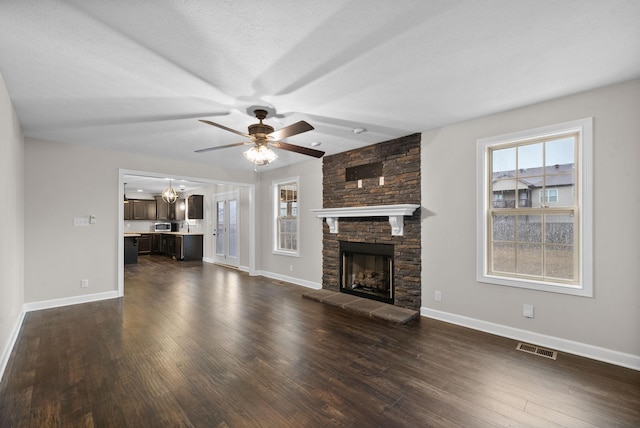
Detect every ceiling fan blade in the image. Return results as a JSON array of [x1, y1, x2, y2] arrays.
[[268, 121, 314, 140], [271, 141, 325, 158], [199, 119, 252, 139], [195, 142, 250, 153]]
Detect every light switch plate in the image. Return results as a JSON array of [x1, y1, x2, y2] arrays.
[[73, 217, 90, 226]]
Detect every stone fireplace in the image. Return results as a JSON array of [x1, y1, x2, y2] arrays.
[[314, 134, 421, 311], [340, 241, 394, 304]]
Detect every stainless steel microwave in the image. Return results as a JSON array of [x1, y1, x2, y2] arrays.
[[154, 222, 171, 232]]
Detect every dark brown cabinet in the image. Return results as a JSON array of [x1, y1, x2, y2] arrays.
[[138, 234, 151, 254], [188, 195, 204, 219], [156, 233, 203, 261], [156, 197, 185, 221], [123, 201, 133, 220], [152, 234, 162, 254], [124, 199, 156, 220]]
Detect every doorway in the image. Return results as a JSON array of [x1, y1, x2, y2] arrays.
[[213, 191, 240, 267]]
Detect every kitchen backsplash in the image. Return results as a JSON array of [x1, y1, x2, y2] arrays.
[[124, 219, 204, 233]]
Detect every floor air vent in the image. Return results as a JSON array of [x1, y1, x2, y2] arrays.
[[516, 342, 558, 360]]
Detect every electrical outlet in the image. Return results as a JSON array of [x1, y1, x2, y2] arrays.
[[434, 290, 442, 301], [81, 279, 89, 288], [523, 304, 534, 318], [289, 265, 293, 272]]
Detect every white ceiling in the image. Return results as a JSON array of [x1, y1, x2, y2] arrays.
[[1, 0, 639, 174]]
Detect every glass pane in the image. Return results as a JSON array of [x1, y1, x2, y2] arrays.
[[491, 180, 517, 208], [517, 215, 542, 243], [517, 143, 543, 177], [492, 215, 515, 241], [517, 243, 542, 276], [492, 242, 515, 274], [545, 137, 574, 167], [216, 201, 225, 256], [545, 244, 574, 280], [545, 214, 574, 244], [544, 174, 574, 207], [228, 200, 237, 258], [492, 147, 516, 174]]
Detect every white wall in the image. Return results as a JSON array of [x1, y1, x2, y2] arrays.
[[257, 159, 324, 288], [0, 73, 25, 378], [24, 138, 255, 303], [421, 79, 640, 361]]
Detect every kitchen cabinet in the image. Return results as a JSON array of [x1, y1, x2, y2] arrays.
[[157, 233, 203, 261], [155, 196, 169, 220], [138, 234, 151, 254], [124, 199, 156, 220], [156, 197, 185, 221], [124, 236, 138, 264], [188, 195, 204, 219], [151, 234, 162, 254], [123, 201, 133, 220]]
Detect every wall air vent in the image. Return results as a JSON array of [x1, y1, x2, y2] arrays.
[[516, 342, 558, 360]]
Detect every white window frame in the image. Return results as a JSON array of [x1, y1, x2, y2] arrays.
[[476, 118, 593, 297], [273, 177, 300, 257]]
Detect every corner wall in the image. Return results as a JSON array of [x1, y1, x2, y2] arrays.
[[257, 159, 323, 288], [0, 72, 25, 379], [421, 79, 640, 365]]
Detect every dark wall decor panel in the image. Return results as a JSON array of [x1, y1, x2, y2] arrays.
[[345, 162, 383, 181]]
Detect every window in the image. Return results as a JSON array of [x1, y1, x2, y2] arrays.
[[477, 118, 593, 296], [273, 177, 300, 256], [540, 188, 558, 203]]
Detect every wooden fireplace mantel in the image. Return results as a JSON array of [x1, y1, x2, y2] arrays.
[[310, 204, 420, 236]]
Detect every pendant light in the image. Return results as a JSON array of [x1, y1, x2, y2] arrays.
[[123, 183, 129, 203], [162, 179, 178, 204]]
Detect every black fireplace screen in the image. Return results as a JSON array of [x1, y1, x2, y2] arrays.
[[340, 241, 394, 304]]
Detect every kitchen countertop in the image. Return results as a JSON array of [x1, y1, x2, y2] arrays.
[[124, 232, 204, 236]]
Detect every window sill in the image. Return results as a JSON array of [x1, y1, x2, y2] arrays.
[[272, 249, 300, 258], [478, 274, 592, 297]]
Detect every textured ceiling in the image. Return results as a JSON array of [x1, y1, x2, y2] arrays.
[[1, 0, 639, 173]]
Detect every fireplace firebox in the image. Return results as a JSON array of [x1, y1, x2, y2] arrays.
[[340, 241, 394, 304]]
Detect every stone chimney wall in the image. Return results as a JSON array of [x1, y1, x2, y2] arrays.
[[321, 134, 421, 310]]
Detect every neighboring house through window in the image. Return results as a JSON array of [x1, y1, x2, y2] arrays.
[[476, 118, 593, 296], [273, 177, 300, 256]]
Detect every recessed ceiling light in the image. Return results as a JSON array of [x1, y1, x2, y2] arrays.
[[310, 142, 322, 147], [352, 128, 367, 134], [137, 189, 144, 192]]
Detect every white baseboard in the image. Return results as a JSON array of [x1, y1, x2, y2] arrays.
[[24, 291, 120, 312], [257, 270, 322, 290], [421, 307, 640, 371], [0, 309, 26, 383]]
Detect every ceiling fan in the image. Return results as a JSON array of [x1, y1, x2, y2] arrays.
[[195, 109, 324, 165]]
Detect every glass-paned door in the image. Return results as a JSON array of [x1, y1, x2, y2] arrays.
[[213, 192, 239, 267]]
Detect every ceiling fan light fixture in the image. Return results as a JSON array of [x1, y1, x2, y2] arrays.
[[162, 179, 178, 204], [244, 145, 278, 166]]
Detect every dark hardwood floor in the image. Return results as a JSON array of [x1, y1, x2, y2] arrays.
[[1, 256, 639, 427]]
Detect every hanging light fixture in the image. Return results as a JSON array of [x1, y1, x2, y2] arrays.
[[123, 182, 129, 203], [243, 145, 278, 166], [162, 179, 178, 204]]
